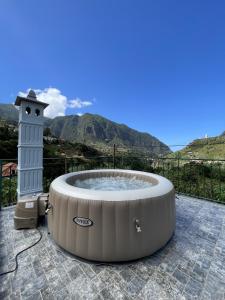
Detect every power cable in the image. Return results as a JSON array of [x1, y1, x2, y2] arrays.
[[0, 228, 42, 277]]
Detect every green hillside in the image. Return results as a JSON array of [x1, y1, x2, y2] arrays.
[[0, 122, 101, 159], [170, 135, 225, 160]]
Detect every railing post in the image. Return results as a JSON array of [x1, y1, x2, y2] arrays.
[[0, 160, 2, 210], [177, 156, 180, 192], [210, 164, 213, 199], [113, 144, 116, 169], [219, 164, 222, 202], [9, 165, 12, 205], [65, 157, 67, 174]]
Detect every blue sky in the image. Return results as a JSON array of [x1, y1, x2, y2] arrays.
[[0, 0, 225, 149]]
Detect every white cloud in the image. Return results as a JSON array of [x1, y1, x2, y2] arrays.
[[76, 112, 83, 116], [68, 98, 92, 109], [18, 88, 93, 118]]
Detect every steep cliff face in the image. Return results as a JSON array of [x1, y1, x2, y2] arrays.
[[0, 104, 170, 155], [45, 113, 171, 155], [0, 104, 19, 124]]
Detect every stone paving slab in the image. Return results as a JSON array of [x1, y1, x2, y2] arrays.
[[0, 195, 225, 299]]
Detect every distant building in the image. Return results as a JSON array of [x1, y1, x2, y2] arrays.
[[0, 119, 7, 126], [43, 136, 57, 142], [2, 163, 17, 177]]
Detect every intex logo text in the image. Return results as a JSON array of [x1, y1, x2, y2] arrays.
[[73, 217, 93, 227]]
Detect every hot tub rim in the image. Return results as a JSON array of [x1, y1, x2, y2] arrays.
[[50, 169, 174, 201]]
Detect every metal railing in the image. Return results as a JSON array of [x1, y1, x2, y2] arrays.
[[0, 156, 225, 208], [0, 159, 18, 208]]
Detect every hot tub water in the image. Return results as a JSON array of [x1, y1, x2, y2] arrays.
[[74, 176, 153, 191]]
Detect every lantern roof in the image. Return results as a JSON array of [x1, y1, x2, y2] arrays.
[[15, 90, 49, 108]]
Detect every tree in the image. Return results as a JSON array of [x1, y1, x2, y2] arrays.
[[44, 127, 52, 137]]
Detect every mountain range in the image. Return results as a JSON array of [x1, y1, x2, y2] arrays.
[[0, 104, 170, 156]]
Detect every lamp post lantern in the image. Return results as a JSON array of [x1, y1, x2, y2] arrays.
[[14, 90, 48, 199]]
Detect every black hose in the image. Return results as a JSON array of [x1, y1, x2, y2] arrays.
[[0, 228, 42, 277]]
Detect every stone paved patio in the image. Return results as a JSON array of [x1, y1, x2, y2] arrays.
[[0, 195, 225, 300]]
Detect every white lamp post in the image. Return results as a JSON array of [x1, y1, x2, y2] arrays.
[[15, 90, 48, 198]]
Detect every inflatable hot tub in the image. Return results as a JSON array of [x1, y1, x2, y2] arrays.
[[48, 169, 175, 262]]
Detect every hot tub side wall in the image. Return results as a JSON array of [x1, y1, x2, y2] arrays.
[[48, 186, 175, 262]]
